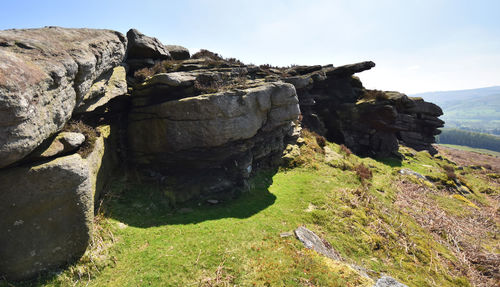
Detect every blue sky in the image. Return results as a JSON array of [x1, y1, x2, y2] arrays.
[[1, 0, 499, 94]]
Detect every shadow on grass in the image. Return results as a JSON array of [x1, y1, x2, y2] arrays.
[[376, 156, 402, 168], [0, 170, 278, 287], [103, 169, 278, 228]]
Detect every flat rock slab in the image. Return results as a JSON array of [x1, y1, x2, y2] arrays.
[[375, 276, 408, 287], [399, 168, 426, 180], [294, 226, 342, 261]]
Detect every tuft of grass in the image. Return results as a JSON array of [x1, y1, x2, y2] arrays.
[[191, 49, 224, 61], [62, 121, 98, 158], [133, 60, 183, 82], [340, 144, 352, 157], [193, 72, 248, 95], [443, 165, 457, 180], [133, 66, 155, 82], [191, 49, 244, 66], [284, 129, 326, 169], [358, 89, 389, 103], [314, 134, 326, 148], [49, 213, 116, 286], [354, 163, 373, 184]]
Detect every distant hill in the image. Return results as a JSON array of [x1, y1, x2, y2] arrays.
[[411, 86, 500, 135], [437, 128, 500, 153]]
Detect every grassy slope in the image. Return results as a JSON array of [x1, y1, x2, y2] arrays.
[[438, 144, 500, 157], [6, 133, 499, 287]]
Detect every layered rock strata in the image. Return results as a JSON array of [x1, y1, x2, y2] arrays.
[[0, 27, 444, 281], [277, 63, 444, 157], [127, 68, 300, 199]]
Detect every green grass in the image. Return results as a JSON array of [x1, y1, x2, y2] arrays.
[[438, 144, 500, 157], [6, 136, 499, 287]]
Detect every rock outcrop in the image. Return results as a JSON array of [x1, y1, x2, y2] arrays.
[[334, 91, 444, 157], [277, 63, 444, 157], [74, 66, 128, 114], [127, 64, 300, 199], [0, 27, 126, 168], [0, 27, 445, 280]]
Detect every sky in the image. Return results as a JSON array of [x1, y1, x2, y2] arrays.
[[1, 0, 499, 94]]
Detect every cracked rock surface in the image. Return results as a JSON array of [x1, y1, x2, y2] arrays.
[[0, 27, 126, 168]]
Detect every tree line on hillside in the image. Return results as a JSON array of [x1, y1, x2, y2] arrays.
[[436, 128, 500, 152], [455, 126, 500, 136], [444, 121, 500, 136]]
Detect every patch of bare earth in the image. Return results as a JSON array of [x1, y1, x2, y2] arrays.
[[395, 180, 500, 287]]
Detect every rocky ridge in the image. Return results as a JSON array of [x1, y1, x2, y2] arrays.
[[0, 27, 443, 280]]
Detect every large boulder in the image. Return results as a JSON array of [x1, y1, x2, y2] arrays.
[[165, 45, 190, 60], [0, 125, 116, 281], [0, 27, 126, 168], [126, 29, 170, 61]]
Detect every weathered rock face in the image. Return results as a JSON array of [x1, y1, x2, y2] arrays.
[[74, 66, 128, 114], [128, 66, 300, 198], [330, 91, 443, 157], [130, 83, 298, 152], [0, 27, 126, 168], [278, 62, 443, 157], [0, 126, 116, 280]]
